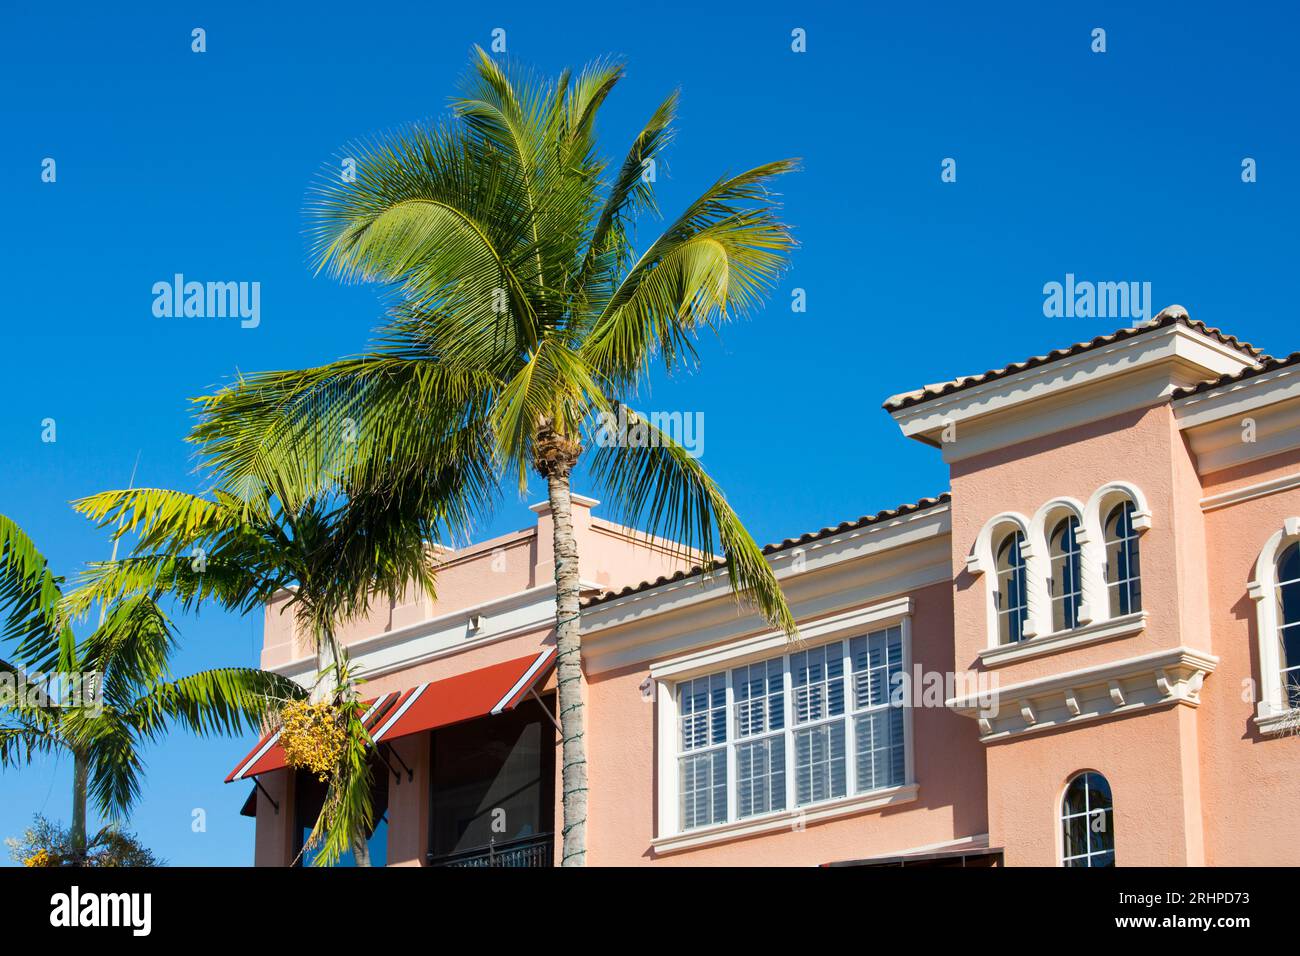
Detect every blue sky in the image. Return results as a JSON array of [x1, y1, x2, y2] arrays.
[[2, 0, 1297, 864]]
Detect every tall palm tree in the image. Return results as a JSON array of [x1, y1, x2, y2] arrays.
[[0, 513, 302, 863], [188, 48, 800, 865], [67, 481, 458, 865]]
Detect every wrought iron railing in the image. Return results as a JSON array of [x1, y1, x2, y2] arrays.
[[428, 833, 554, 867]]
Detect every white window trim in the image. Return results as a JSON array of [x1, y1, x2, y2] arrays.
[[969, 482, 1152, 652], [653, 597, 917, 851], [1249, 516, 1300, 732], [1058, 770, 1115, 867]]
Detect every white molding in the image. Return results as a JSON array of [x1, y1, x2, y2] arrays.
[[1180, 398, 1300, 474], [1254, 710, 1300, 736], [649, 596, 913, 681], [583, 504, 951, 675], [977, 611, 1147, 667], [529, 493, 600, 513], [890, 323, 1256, 461], [1201, 472, 1300, 512], [1174, 360, 1300, 429], [969, 482, 1149, 653], [654, 617, 916, 851], [948, 645, 1218, 742], [1248, 520, 1300, 722], [268, 580, 578, 685], [651, 784, 920, 856]]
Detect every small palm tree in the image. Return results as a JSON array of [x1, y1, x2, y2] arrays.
[[68, 483, 448, 865], [0, 513, 301, 863], [189, 48, 800, 865]]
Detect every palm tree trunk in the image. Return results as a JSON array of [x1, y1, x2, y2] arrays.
[[352, 834, 372, 867], [547, 471, 587, 866], [70, 749, 89, 863]]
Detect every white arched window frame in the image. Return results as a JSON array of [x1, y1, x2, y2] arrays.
[[1031, 498, 1090, 634], [1248, 516, 1300, 728], [1083, 482, 1152, 624], [969, 513, 1047, 647]]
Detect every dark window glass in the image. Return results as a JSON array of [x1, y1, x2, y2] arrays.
[[1061, 771, 1115, 867], [429, 696, 555, 859], [1105, 503, 1142, 615], [996, 531, 1029, 644], [1050, 516, 1084, 631]]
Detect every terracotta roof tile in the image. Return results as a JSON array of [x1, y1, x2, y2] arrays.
[[581, 492, 951, 608], [882, 307, 1266, 412], [1171, 351, 1300, 399]]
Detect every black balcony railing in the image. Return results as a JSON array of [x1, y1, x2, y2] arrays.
[[428, 833, 554, 868]]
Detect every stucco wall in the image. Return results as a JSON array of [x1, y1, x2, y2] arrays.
[[583, 580, 989, 866], [1197, 456, 1300, 865], [985, 704, 1203, 866]]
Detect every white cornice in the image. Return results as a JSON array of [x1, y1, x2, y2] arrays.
[[1173, 361, 1300, 428], [948, 645, 1218, 743], [268, 580, 596, 685], [1179, 396, 1300, 475], [889, 324, 1256, 462], [1201, 472, 1300, 512], [581, 505, 952, 674]]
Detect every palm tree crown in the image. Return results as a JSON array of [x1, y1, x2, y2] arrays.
[[0, 514, 302, 860], [181, 48, 800, 865]]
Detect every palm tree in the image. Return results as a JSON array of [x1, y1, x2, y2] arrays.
[[0, 513, 302, 863], [188, 48, 800, 865], [67, 482, 455, 864]]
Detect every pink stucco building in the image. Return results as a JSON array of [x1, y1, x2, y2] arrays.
[[230, 306, 1300, 866]]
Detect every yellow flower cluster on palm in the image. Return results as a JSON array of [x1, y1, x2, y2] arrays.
[[23, 848, 52, 867], [278, 700, 347, 781]]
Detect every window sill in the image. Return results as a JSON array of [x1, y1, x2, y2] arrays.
[[1254, 708, 1300, 736], [978, 611, 1147, 667], [652, 783, 919, 856]]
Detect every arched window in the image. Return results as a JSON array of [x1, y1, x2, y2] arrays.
[[1049, 516, 1083, 631], [995, 531, 1029, 644], [1061, 772, 1114, 867], [1277, 543, 1300, 709], [1104, 502, 1142, 616]]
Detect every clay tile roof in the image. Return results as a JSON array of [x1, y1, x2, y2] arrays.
[[1170, 351, 1300, 399], [581, 492, 952, 608], [882, 307, 1266, 413]]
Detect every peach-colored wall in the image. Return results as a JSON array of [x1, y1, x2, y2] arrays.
[[1197, 457, 1300, 865], [948, 405, 1218, 865], [583, 580, 989, 865], [950, 405, 1210, 686], [985, 705, 1203, 866], [252, 769, 295, 867]]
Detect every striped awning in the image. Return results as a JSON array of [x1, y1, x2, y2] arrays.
[[225, 646, 557, 783], [369, 647, 556, 745]]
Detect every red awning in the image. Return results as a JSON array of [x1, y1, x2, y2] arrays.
[[369, 647, 557, 745], [225, 692, 401, 783]]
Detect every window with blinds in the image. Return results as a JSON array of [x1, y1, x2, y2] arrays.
[[674, 626, 908, 832]]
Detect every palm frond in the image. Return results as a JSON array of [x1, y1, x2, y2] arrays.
[[128, 667, 306, 741], [583, 161, 798, 386], [0, 514, 73, 673], [588, 404, 796, 636]]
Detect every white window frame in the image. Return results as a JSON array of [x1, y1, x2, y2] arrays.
[[1059, 771, 1115, 867], [1249, 516, 1300, 731], [970, 483, 1152, 663], [652, 598, 918, 852]]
